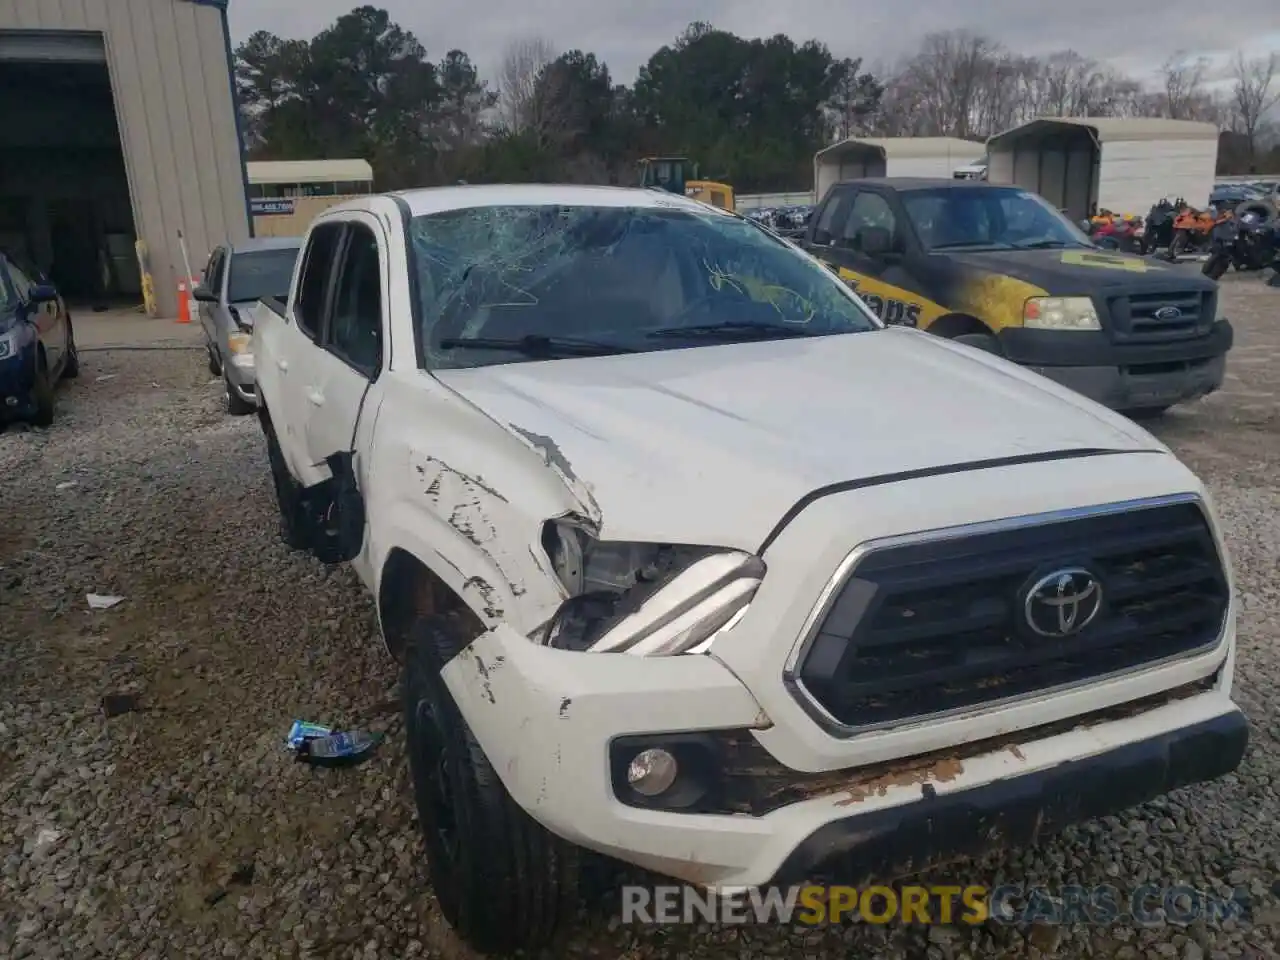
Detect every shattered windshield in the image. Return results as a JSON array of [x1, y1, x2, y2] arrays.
[[902, 187, 1090, 251], [406, 203, 880, 369]]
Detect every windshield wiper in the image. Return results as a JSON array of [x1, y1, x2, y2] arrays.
[[646, 321, 821, 341], [1013, 239, 1088, 249], [929, 240, 1016, 250], [437, 334, 636, 357]]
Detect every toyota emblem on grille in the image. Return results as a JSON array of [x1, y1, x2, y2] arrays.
[[1154, 306, 1183, 321], [1023, 568, 1103, 638]]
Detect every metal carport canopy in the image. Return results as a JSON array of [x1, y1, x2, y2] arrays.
[[986, 116, 1220, 147], [985, 116, 1220, 218], [813, 137, 984, 201]]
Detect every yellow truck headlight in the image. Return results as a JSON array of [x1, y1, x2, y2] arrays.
[[1023, 297, 1100, 331]]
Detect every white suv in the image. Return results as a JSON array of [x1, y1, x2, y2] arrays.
[[251, 184, 1246, 954]]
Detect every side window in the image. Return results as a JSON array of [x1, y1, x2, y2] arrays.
[[0, 263, 19, 309], [326, 224, 383, 376], [204, 248, 225, 292], [6, 261, 34, 299], [812, 190, 852, 244], [294, 223, 344, 339], [201, 248, 218, 285], [840, 192, 898, 251]]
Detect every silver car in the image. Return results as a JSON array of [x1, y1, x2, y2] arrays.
[[194, 237, 301, 415]]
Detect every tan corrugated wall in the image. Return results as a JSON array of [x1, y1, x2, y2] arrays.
[[252, 196, 366, 238], [0, 0, 249, 316]]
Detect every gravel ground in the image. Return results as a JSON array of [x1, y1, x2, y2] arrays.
[[2, 275, 1278, 960]]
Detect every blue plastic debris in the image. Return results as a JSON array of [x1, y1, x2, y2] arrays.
[[294, 730, 384, 768], [285, 720, 332, 751]]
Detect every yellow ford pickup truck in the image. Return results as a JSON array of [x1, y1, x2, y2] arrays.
[[801, 177, 1233, 415]]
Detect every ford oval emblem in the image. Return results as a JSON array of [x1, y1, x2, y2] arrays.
[[1154, 306, 1183, 321]]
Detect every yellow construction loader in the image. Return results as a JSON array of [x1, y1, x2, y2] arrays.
[[637, 157, 735, 212]]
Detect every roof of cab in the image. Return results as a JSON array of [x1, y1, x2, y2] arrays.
[[229, 236, 303, 254], [834, 177, 1013, 192], [389, 184, 726, 218]]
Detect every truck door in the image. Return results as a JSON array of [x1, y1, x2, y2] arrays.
[[821, 190, 933, 328], [267, 221, 344, 487], [301, 214, 387, 481], [198, 247, 226, 347]]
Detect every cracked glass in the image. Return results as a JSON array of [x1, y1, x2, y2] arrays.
[[406, 203, 881, 369]]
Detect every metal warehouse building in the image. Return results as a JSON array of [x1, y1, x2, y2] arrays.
[[0, 0, 249, 317]]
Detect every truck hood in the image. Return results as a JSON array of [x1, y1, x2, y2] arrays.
[[942, 247, 1217, 294], [434, 329, 1165, 551]]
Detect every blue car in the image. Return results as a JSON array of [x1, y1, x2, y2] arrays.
[[0, 253, 79, 427]]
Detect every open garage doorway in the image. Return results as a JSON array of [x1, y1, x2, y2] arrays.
[[0, 32, 141, 310]]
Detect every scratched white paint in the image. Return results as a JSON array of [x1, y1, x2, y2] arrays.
[[433, 325, 1163, 549]]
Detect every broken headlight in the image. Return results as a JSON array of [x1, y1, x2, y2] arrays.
[[541, 521, 765, 656]]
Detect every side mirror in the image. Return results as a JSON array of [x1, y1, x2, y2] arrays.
[[810, 227, 832, 246], [861, 226, 896, 258], [28, 283, 58, 304], [192, 284, 217, 303]]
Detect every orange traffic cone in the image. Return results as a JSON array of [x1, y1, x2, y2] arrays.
[[176, 280, 191, 323]]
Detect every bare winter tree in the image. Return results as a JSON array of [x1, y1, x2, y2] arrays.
[[1231, 51, 1280, 166], [1160, 52, 1210, 119], [496, 37, 556, 134]]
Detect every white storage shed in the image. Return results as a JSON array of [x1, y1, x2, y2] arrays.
[[813, 137, 985, 203], [985, 117, 1219, 221]]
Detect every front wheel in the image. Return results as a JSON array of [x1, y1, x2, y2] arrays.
[[262, 418, 312, 550], [1203, 253, 1230, 280], [63, 317, 80, 379], [31, 352, 55, 427], [1168, 231, 1189, 259], [404, 616, 579, 954], [1124, 405, 1172, 420], [224, 372, 255, 416], [951, 332, 1002, 355]]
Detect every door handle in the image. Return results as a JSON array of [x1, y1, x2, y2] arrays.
[[306, 389, 325, 407], [276, 358, 289, 372]]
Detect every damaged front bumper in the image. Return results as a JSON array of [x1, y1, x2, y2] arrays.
[[771, 708, 1246, 885], [441, 623, 1244, 890]]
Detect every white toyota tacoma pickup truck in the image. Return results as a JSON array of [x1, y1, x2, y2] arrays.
[[251, 184, 1246, 953]]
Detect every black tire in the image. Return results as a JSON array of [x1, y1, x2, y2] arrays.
[[207, 347, 221, 377], [1235, 198, 1279, 225], [404, 616, 579, 954], [1203, 254, 1230, 280], [1124, 405, 1172, 420], [262, 417, 312, 550], [224, 371, 255, 416], [31, 351, 55, 427], [1168, 231, 1188, 258], [952, 332, 1001, 355], [63, 317, 80, 379]]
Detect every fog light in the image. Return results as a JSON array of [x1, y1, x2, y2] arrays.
[[627, 748, 678, 797]]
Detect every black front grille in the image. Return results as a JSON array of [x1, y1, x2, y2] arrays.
[[792, 501, 1228, 731], [1106, 290, 1216, 342]]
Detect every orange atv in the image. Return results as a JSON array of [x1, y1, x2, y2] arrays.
[[1168, 205, 1230, 259]]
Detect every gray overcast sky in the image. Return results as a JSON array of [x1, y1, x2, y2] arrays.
[[229, 0, 1280, 88]]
